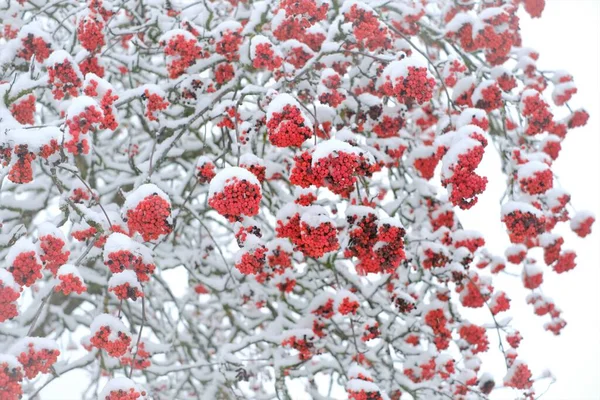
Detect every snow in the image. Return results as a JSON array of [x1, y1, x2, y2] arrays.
[[266, 93, 313, 128], [239, 153, 264, 166], [90, 314, 130, 338], [159, 29, 197, 44], [0, 354, 21, 369], [57, 264, 84, 280], [250, 35, 280, 60], [377, 57, 429, 88], [517, 161, 550, 180], [311, 138, 372, 164], [67, 96, 101, 118], [108, 270, 141, 289], [348, 363, 373, 380], [208, 166, 261, 197], [505, 244, 527, 258], [501, 201, 543, 218], [456, 108, 487, 129], [2, 126, 62, 153], [346, 378, 380, 393], [0, 268, 20, 292], [46, 49, 76, 67], [441, 137, 482, 178], [300, 205, 333, 228], [452, 76, 476, 101], [9, 336, 59, 355], [123, 183, 171, 213], [99, 377, 144, 400], [570, 210, 595, 229], [5, 237, 40, 267], [471, 79, 496, 106], [103, 232, 154, 264], [276, 203, 300, 221]]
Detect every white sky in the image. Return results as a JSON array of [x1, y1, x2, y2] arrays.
[[38, 1, 600, 399]]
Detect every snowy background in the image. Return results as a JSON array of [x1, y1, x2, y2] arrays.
[[39, 1, 600, 399]]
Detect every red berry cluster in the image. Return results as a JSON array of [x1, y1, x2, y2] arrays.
[[15, 342, 59, 379], [104, 388, 145, 400], [519, 169, 553, 195], [373, 115, 403, 138], [345, 212, 406, 274], [65, 105, 103, 155], [361, 322, 380, 342], [302, 151, 375, 197], [126, 194, 172, 242], [79, 55, 105, 77], [0, 276, 20, 323], [424, 309, 451, 350], [267, 104, 313, 147], [296, 219, 339, 258], [521, 92, 553, 135], [502, 210, 545, 244], [458, 323, 489, 354], [17, 34, 51, 62], [235, 246, 267, 275], [504, 361, 533, 390], [524, 0, 545, 18], [252, 43, 282, 71], [215, 29, 242, 61], [10, 95, 36, 125], [413, 149, 442, 180], [106, 250, 156, 282], [281, 335, 314, 361], [120, 342, 151, 370], [90, 326, 132, 358], [338, 297, 359, 315], [143, 89, 169, 121], [344, 4, 390, 51], [163, 34, 206, 79], [196, 161, 216, 183], [8, 250, 42, 287], [379, 66, 435, 105], [0, 358, 23, 400], [208, 178, 261, 222], [84, 80, 119, 130], [214, 63, 235, 85], [48, 58, 82, 100], [78, 15, 105, 52], [442, 143, 488, 210], [8, 145, 36, 184], [474, 83, 502, 112], [110, 281, 144, 301], [457, 273, 491, 308], [39, 235, 71, 276], [55, 273, 87, 295]]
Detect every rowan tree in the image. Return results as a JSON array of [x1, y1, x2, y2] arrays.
[[0, 0, 595, 399]]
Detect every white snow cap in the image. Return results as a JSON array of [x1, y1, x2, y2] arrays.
[[99, 377, 145, 400], [300, 205, 333, 228], [103, 232, 154, 264], [377, 57, 429, 88], [6, 237, 41, 268], [311, 138, 373, 164], [0, 269, 20, 292], [109, 270, 141, 288], [208, 166, 261, 197], [266, 93, 313, 128], [123, 184, 171, 213], [90, 314, 131, 338], [57, 264, 84, 280], [501, 201, 543, 218], [517, 161, 550, 181]]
